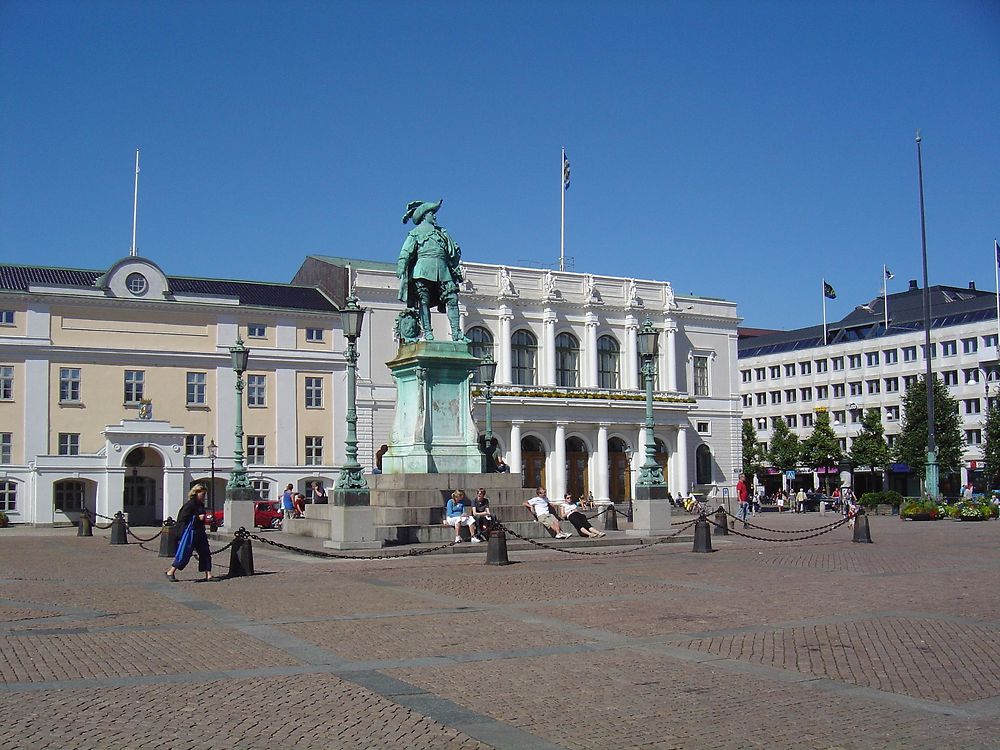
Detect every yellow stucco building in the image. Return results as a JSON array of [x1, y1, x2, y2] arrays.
[[0, 256, 345, 525]]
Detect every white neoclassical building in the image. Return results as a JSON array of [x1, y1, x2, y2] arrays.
[[294, 256, 742, 503]]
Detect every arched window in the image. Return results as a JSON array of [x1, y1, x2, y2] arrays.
[[695, 444, 713, 485], [512, 330, 537, 385], [54, 480, 85, 512], [467, 326, 495, 383], [555, 332, 580, 387], [597, 335, 620, 389]]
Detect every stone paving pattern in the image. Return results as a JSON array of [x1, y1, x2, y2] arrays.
[[1, 514, 999, 749]]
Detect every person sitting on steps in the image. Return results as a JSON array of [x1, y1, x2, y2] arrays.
[[523, 487, 571, 539], [555, 493, 605, 538], [444, 489, 479, 544]]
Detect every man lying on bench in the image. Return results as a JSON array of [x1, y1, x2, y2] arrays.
[[523, 487, 571, 539]]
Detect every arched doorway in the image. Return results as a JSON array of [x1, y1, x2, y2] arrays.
[[608, 437, 631, 501], [696, 444, 713, 485], [123, 447, 162, 525], [521, 436, 546, 489], [566, 436, 589, 499]]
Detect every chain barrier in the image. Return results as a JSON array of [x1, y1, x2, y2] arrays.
[[704, 513, 851, 542], [208, 540, 236, 557], [246, 532, 460, 560], [92, 511, 116, 530], [125, 526, 164, 544], [716, 507, 849, 535], [496, 518, 698, 556]]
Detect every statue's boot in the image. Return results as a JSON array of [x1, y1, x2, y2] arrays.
[[420, 305, 434, 341], [448, 303, 469, 342]]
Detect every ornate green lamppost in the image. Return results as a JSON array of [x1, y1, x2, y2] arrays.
[[227, 337, 252, 493], [335, 295, 368, 491], [636, 318, 665, 487], [478, 352, 498, 471]]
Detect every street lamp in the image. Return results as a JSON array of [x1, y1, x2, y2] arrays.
[[227, 337, 252, 493], [636, 318, 665, 486], [335, 295, 368, 491], [207, 440, 217, 514], [478, 352, 498, 471]]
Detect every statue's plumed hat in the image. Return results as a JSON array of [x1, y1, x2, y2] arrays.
[[402, 199, 443, 224]]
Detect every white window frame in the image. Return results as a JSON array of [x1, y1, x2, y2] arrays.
[[247, 324, 267, 339], [304, 436, 323, 465], [185, 435, 205, 456], [0, 432, 11, 464], [186, 372, 207, 406], [59, 367, 81, 403], [124, 370, 144, 403], [0, 366, 13, 401], [0, 480, 15, 511], [305, 327, 324, 343], [58, 433, 80, 456], [247, 374, 267, 407], [304, 377, 324, 408], [246, 435, 266, 464]]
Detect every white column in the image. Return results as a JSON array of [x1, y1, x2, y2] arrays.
[[584, 312, 599, 388], [676, 424, 689, 494], [509, 421, 522, 474], [553, 422, 567, 500], [597, 423, 610, 501], [498, 306, 513, 385], [542, 308, 557, 386], [664, 319, 678, 392], [632, 427, 645, 499], [624, 315, 639, 389]]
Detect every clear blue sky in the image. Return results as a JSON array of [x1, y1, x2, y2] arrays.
[[2, 1, 998, 329]]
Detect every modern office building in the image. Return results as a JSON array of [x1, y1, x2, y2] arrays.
[[738, 279, 999, 495]]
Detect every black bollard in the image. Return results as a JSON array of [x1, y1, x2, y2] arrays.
[[110, 512, 128, 545], [692, 516, 715, 553], [158, 517, 177, 558], [485, 527, 511, 566], [626, 499, 634, 523], [77, 511, 93, 537], [604, 504, 619, 531], [228, 528, 255, 577], [713, 508, 729, 536], [852, 513, 873, 544]]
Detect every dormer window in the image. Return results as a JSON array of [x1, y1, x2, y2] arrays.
[[126, 273, 148, 296]]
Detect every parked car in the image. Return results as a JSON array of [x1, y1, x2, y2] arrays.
[[201, 501, 283, 530]]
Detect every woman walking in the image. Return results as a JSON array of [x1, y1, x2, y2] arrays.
[[165, 485, 214, 582]]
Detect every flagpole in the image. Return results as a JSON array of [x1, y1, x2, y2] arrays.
[[560, 147, 566, 272], [130, 149, 140, 257], [883, 264, 889, 330], [994, 239, 999, 352], [915, 130, 938, 500], [822, 278, 828, 345]]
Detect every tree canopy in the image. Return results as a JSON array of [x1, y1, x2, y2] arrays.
[[801, 409, 842, 473], [895, 375, 963, 473], [767, 417, 801, 474], [741, 419, 765, 480], [983, 391, 1000, 490], [850, 407, 892, 472]]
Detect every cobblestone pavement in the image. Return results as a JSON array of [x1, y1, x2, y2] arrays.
[[2, 515, 1000, 749]]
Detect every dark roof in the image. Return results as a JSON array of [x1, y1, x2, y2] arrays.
[[0, 264, 337, 313], [739, 283, 996, 358]]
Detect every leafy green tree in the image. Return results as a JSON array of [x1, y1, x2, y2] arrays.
[[895, 375, 963, 474], [801, 409, 842, 490], [741, 419, 765, 481], [850, 407, 892, 474], [767, 417, 801, 487], [983, 390, 1000, 491]]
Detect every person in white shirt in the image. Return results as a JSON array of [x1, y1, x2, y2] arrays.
[[523, 488, 571, 539]]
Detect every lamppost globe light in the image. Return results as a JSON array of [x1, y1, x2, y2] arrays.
[[208, 440, 217, 460], [229, 336, 250, 375], [478, 351, 497, 386], [636, 318, 659, 358]]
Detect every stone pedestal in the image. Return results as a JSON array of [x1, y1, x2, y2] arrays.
[[223, 486, 258, 532], [627, 484, 672, 538], [383, 341, 484, 474], [324, 490, 381, 550]]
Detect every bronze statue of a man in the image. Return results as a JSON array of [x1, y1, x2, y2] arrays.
[[396, 200, 467, 342]]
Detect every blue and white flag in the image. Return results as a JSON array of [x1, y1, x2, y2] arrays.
[[885, 267, 894, 280], [562, 151, 571, 191]]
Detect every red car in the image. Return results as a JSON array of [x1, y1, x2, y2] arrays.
[[203, 501, 283, 530]]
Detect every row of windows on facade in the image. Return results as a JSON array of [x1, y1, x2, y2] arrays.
[[467, 327, 710, 393], [740, 336, 996, 383], [742, 370, 997, 408], [755, 426, 984, 456], [0, 314, 327, 342], [0, 477, 280, 515], [0, 431, 328, 465], [0, 368, 326, 409], [749, 394, 995, 433]]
